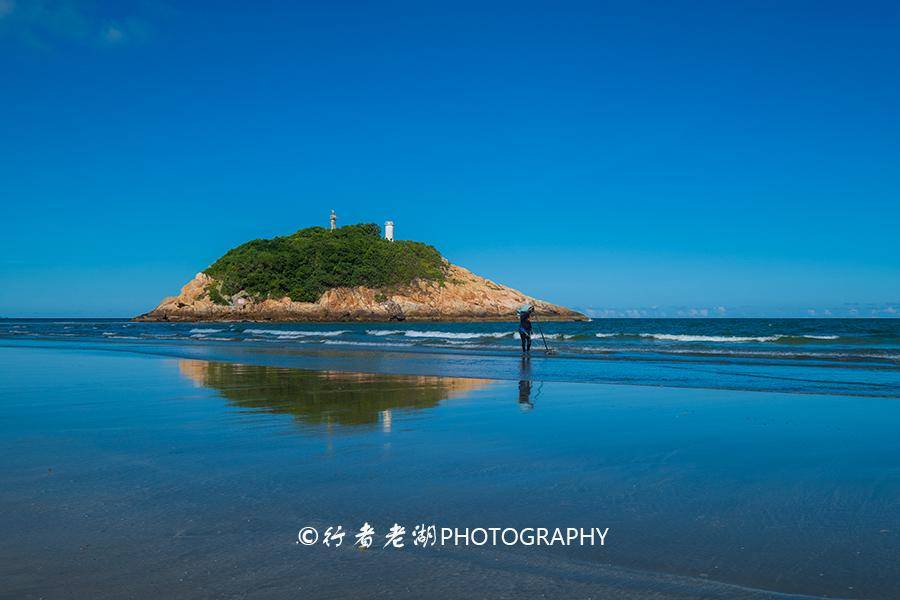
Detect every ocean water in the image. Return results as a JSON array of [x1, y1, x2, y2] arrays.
[[2, 318, 898, 397]]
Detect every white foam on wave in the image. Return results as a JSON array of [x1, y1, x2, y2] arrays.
[[244, 329, 348, 338], [190, 328, 223, 334], [191, 334, 237, 341], [641, 333, 780, 343], [593, 332, 843, 343], [322, 340, 414, 348], [384, 330, 513, 340], [367, 329, 572, 341], [641, 333, 844, 343], [572, 344, 848, 359]]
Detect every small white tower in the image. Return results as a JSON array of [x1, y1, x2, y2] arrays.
[[384, 220, 394, 241], [330, 209, 337, 230]]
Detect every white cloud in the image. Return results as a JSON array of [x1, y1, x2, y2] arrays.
[[0, 0, 149, 47], [580, 304, 900, 318], [103, 24, 123, 43], [583, 305, 736, 318]]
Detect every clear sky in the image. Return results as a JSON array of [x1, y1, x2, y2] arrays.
[[2, 1, 899, 317]]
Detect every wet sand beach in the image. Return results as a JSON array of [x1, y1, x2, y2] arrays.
[[2, 345, 899, 598]]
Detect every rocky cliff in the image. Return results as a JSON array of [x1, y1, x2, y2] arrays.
[[135, 263, 587, 322]]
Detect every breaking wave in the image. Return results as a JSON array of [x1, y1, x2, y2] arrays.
[[321, 340, 414, 348], [368, 330, 513, 340], [642, 333, 781, 343], [593, 333, 842, 343], [244, 329, 349, 338], [3, 320, 896, 373]]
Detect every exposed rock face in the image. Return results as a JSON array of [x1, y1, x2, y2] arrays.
[[135, 264, 587, 322]]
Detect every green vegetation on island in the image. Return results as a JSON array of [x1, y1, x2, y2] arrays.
[[204, 223, 446, 304]]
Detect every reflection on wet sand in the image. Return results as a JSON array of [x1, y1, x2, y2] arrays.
[[178, 359, 494, 431], [518, 356, 534, 409]]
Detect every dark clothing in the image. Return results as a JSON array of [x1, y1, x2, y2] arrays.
[[518, 312, 533, 352], [518, 312, 533, 334], [519, 313, 531, 334]]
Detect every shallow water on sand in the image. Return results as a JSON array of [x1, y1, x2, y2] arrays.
[[4, 335, 899, 399], [3, 318, 899, 399], [2, 346, 899, 599]]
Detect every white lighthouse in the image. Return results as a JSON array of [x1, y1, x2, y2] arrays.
[[384, 220, 394, 241]]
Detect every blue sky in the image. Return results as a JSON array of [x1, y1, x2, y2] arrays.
[[2, 0, 899, 317]]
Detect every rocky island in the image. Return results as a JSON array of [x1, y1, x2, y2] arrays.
[[135, 223, 587, 322]]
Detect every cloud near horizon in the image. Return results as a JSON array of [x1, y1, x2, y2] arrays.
[[581, 304, 900, 319]]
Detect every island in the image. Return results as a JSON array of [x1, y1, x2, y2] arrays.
[[135, 223, 587, 322]]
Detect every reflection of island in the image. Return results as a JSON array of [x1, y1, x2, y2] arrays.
[[178, 360, 493, 430]]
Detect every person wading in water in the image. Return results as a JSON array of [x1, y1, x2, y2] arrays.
[[517, 305, 534, 354]]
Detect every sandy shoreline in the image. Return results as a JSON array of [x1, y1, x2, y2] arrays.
[[2, 345, 898, 598]]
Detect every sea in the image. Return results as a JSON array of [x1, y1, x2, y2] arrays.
[[2, 317, 898, 397], [3, 318, 900, 598]]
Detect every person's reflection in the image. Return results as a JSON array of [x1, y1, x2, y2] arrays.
[[518, 356, 534, 410]]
